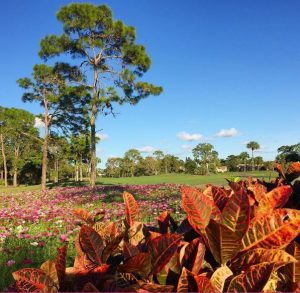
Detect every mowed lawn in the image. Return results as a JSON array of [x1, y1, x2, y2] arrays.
[[97, 171, 276, 186], [0, 171, 276, 193]]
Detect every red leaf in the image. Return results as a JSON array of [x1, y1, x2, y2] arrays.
[[73, 208, 94, 225], [181, 186, 213, 234], [148, 233, 181, 275], [181, 238, 205, 275], [119, 253, 152, 277], [55, 244, 67, 290], [79, 225, 104, 266], [158, 211, 170, 234], [221, 189, 250, 238], [194, 275, 216, 293], [123, 191, 139, 226], [101, 233, 124, 263], [204, 185, 231, 211], [228, 263, 275, 292], [12, 268, 58, 292], [123, 242, 139, 260]]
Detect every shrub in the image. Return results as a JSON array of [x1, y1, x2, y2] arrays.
[[10, 163, 300, 292]]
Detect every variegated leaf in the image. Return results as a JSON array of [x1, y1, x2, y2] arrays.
[[123, 191, 139, 226], [210, 265, 233, 293], [206, 219, 241, 265], [229, 248, 297, 273], [228, 263, 275, 293], [181, 185, 213, 234], [181, 237, 205, 275], [79, 225, 104, 265], [13, 268, 58, 292], [221, 189, 250, 238], [148, 233, 181, 275], [241, 208, 300, 251], [258, 185, 292, 212], [194, 275, 216, 293], [73, 208, 94, 225]]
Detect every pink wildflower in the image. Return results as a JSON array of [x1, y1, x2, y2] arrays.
[[60, 234, 68, 242], [6, 259, 16, 267]]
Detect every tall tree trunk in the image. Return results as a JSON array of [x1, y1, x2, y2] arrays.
[[244, 159, 247, 172], [54, 159, 59, 183], [42, 99, 49, 192], [0, 133, 8, 187], [13, 146, 19, 187], [79, 154, 83, 181], [90, 68, 98, 188], [251, 149, 254, 171], [206, 162, 209, 176]]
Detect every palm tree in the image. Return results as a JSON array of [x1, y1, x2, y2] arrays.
[[247, 141, 260, 171]]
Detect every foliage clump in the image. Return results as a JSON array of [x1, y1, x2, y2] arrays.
[[11, 162, 300, 292]]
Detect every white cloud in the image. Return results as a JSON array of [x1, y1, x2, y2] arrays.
[[97, 133, 109, 141], [137, 146, 156, 153], [216, 128, 239, 137], [34, 117, 44, 128], [181, 144, 193, 153], [177, 131, 203, 141]]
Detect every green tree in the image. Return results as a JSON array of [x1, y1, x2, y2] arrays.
[[123, 149, 142, 177], [184, 157, 197, 174], [0, 107, 40, 187], [153, 150, 164, 174], [246, 141, 260, 171], [254, 156, 264, 171], [39, 3, 163, 188], [70, 133, 91, 181], [225, 155, 240, 172], [239, 151, 250, 172], [276, 143, 300, 163], [192, 143, 219, 175], [17, 64, 86, 191]]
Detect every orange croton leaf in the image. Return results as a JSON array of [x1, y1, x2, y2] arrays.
[[177, 267, 197, 292], [118, 253, 152, 277], [204, 185, 232, 211], [229, 248, 297, 273], [221, 188, 250, 239], [181, 185, 214, 234], [227, 263, 275, 293], [12, 268, 58, 292], [287, 162, 300, 182], [158, 211, 170, 234], [73, 208, 94, 225], [241, 208, 300, 251], [123, 191, 139, 226], [258, 185, 293, 213], [274, 162, 286, 179]]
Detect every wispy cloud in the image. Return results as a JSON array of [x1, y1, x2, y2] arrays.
[[177, 131, 203, 141], [137, 146, 156, 153], [216, 128, 239, 137], [34, 117, 44, 128], [181, 144, 194, 153], [97, 133, 109, 141]]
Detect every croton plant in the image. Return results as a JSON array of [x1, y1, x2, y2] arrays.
[[11, 162, 300, 292]]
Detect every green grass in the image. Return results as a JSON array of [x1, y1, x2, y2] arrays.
[[96, 171, 276, 186], [0, 171, 276, 193]]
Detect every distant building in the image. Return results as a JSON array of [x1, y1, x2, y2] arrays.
[[216, 166, 228, 173]]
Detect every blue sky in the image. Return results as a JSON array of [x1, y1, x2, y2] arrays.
[[1, 0, 300, 167]]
